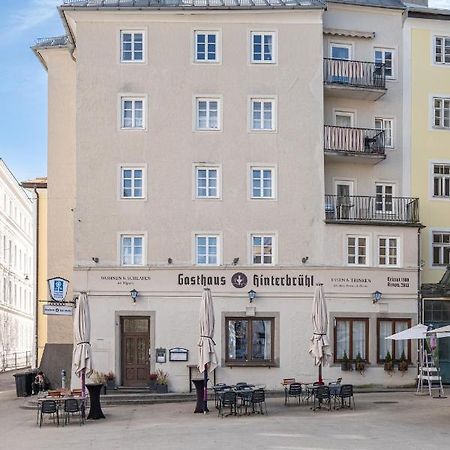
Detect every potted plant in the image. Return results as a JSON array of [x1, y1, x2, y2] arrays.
[[155, 369, 169, 393], [398, 351, 408, 372], [105, 371, 116, 390], [341, 351, 352, 371], [355, 352, 365, 372], [384, 351, 394, 372], [148, 372, 158, 390]]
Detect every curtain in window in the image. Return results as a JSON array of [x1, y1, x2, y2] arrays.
[[395, 321, 409, 359], [379, 321, 393, 360], [252, 320, 271, 360], [336, 320, 350, 359], [353, 321, 366, 359]]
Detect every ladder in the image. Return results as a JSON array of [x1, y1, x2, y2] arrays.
[[417, 350, 444, 397]]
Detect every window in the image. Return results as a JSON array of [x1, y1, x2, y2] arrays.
[[433, 97, 450, 129], [433, 164, 450, 198], [347, 236, 368, 266], [375, 118, 394, 148], [226, 317, 274, 365], [196, 167, 219, 198], [121, 168, 144, 199], [120, 235, 144, 266], [196, 98, 220, 130], [375, 48, 394, 78], [195, 31, 219, 62], [251, 32, 276, 63], [121, 98, 144, 129], [378, 319, 411, 362], [251, 168, 274, 199], [432, 232, 450, 266], [251, 98, 276, 131], [434, 36, 450, 64], [378, 237, 399, 266], [195, 235, 219, 265], [120, 31, 144, 62], [251, 235, 274, 265], [375, 183, 394, 213], [334, 318, 368, 361]]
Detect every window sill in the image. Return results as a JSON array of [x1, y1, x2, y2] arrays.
[[225, 362, 278, 368]]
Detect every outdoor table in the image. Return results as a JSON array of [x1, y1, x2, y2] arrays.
[[86, 383, 105, 420], [192, 379, 207, 413]]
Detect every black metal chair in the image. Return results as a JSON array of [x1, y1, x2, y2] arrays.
[[64, 399, 84, 426], [39, 400, 59, 427], [213, 384, 229, 409], [285, 382, 302, 406], [336, 384, 355, 410], [313, 386, 331, 411], [251, 389, 267, 415], [218, 390, 237, 417]]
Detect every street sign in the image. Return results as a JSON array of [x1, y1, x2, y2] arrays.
[[47, 277, 69, 302], [43, 304, 73, 316]]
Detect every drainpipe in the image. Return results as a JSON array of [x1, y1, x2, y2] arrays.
[[417, 227, 423, 324], [33, 187, 40, 368]]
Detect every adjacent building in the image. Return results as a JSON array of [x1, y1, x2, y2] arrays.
[[34, 0, 424, 391], [0, 159, 35, 369]]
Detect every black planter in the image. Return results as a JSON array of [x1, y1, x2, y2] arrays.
[[148, 380, 157, 390], [384, 361, 394, 372], [156, 384, 168, 393], [106, 380, 116, 390], [341, 361, 353, 371], [355, 362, 365, 372], [398, 361, 408, 372]]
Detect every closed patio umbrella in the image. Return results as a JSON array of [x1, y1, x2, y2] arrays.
[[309, 284, 332, 384], [73, 292, 93, 401], [198, 288, 218, 413]]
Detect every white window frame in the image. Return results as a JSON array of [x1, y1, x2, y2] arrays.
[[119, 234, 145, 267], [374, 47, 395, 79], [194, 30, 220, 63], [375, 117, 394, 148], [433, 36, 450, 65], [250, 166, 276, 199], [431, 230, 450, 267], [195, 165, 220, 199], [375, 183, 395, 214], [250, 233, 276, 266], [194, 234, 221, 266], [120, 166, 146, 200], [194, 97, 222, 131], [347, 235, 369, 266], [431, 162, 450, 199], [120, 96, 146, 130], [250, 31, 277, 64], [249, 97, 277, 132], [329, 42, 352, 60], [432, 96, 450, 129], [377, 236, 400, 267], [120, 30, 145, 63]]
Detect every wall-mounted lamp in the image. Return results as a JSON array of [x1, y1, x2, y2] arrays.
[[301, 256, 309, 264], [372, 290, 382, 304], [167, 257, 173, 264], [92, 257, 99, 263], [248, 289, 256, 303], [130, 289, 139, 303], [232, 257, 239, 265]]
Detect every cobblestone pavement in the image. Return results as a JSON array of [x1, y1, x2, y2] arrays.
[[3, 388, 450, 450]]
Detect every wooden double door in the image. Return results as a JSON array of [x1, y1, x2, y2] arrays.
[[121, 317, 150, 387]]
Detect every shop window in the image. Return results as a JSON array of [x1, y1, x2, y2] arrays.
[[334, 318, 369, 361], [377, 319, 411, 362]]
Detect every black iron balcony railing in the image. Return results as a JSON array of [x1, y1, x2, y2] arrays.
[[324, 58, 386, 90], [325, 195, 419, 224], [324, 125, 385, 155]]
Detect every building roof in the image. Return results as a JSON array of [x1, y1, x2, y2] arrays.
[[21, 177, 48, 189], [422, 266, 450, 298], [32, 36, 70, 50], [328, 0, 405, 9], [60, 0, 325, 9]]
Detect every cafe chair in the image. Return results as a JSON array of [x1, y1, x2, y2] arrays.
[[336, 384, 355, 410], [285, 382, 302, 406], [213, 384, 229, 409], [251, 389, 267, 415], [39, 400, 59, 427], [218, 390, 237, 417], [64, 399, 84, 426], [313, 386, 331, 411]]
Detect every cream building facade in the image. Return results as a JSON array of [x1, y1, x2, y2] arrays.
[[34, 0, 422, 391], [0, 159, 35, 369]]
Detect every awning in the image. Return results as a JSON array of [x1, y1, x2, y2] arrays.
[[323, 28, 375, 39]]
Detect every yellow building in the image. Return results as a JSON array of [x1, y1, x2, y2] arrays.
[[405, 6, 450, 380], [22, 178, 48, 364]]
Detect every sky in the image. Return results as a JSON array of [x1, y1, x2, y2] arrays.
[[0, 0, 450, 182]]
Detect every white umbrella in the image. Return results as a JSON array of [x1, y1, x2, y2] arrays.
[[198, 288, 218, 413], [309, 284, 332, 383], [385, 324, 429, 340], [429, 324, 450, 336], [73, 292, 93, 400]]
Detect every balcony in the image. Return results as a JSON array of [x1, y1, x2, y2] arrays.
[[324, 125, 386, 164], [325, 195, 420, 225], [324, 58, 387, 101]]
